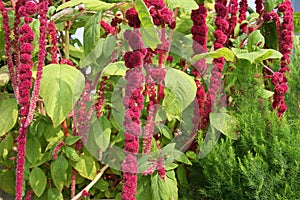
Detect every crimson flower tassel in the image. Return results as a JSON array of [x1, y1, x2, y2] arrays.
[[271, 0, 294, 117], [0, 2, 19, 101], [255, 0, 264, 15], [15, 2, 37, 199], [206, 0, 229, 114], [238, 0, 248, 33], [122, 8, 146, 199], [25, 0, 49, 128], [228, 0, 238, 37], [48, 21, 58, 64]]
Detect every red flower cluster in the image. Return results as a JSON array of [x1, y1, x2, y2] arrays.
[[190, 4, 209, 130], [271, 72, 289, 116], [144, 0, 174, 28], [271, 0, 294, 117], [125, 8, 141, 28], [239, 0, 248, 33], [278, 0, 294, 73], [255, 0, 264, 15], [26, 0, 49, 128], [228, 0, 238, 37], [48, 21, 58, 64], [15, 3, 38, 199], [122, 23, 146, 199], [100, 20, 115, 35], [207, 0, 229, 110]]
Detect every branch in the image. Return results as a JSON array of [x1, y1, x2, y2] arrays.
[[71, 164, 109, 200]]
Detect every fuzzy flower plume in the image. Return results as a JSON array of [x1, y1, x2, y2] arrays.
[[228, 0, 238, 37], [271, 0, 294, 117], [122, 10, 147, 199], [48, 21, 58, 64], [255, 0, 264, 15], [206, 0, 229, 115], [239, 0, 248, 33], [15, 2, 38, 199]]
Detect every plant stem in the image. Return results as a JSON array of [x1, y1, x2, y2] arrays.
[[71, 164, 109, 200]]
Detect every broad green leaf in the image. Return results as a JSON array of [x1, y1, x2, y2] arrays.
[[0, 66, 9, 86], [65, 136, 81, 146], [209, 112, 239, 140], [162, 143, 184, 165], [198, 126, 219, 158], [0, 170, 15, 196], [294, 12, 300, 34], [176, 164, 188, 186], [137, 175, 152, 200], [81, 35, 116, 73], [56, 0, 83, 11], [247, 30, 265, 52], [91, 116, 111, 151], [258, 89, 274, 99], [160, 126, 173, 140], [94, 178, 109, 192], [236, 49, 282, 64], [0, 98, 18, 136], [191, 47, 235, 64], [167, 0, 198, 9], [151, 170, 178, 200], [69, 45, 84, 59], [163, 68, 197, 120], [174, 15, 193, 34], [50, 8, 74, 23], [265, 0, 284, 12], [40, 64, 85, 127], [29, 167, 47, 197], [74, 155, 97, 180], [26, 137, 41, 165], [84, 0, 115, 11], [0, 133, 14, 161], [175, 154, 192, 165], [48, 188, 64, 200], [84, 12, 101, 56], [51, 156, 69, 191], [135, 0, 161, 50], [64, 147, 80, 162], [101, 61, 127, 77]]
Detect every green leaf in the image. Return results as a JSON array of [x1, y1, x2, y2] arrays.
[[135, 0, 161, 50], [294, 12, 300, 34], [29, 167, 47, 197], [48, 188, 64, 200], [64, 147, 80, 162], [265, 0, 284, 12], [83, 12, 101, 56], [40, 64, 85, 127], [74, 155, 97, 180], [56, 0, 83, 11], [163, 68, 196, 120], [176, 164, 188, 186], [65, 136, 82, 146], [69, 45, 84, 59], [137, 175, 152, 200], [236, 49, 282, 64], [247, 30, 265, 52], [94, 178, 109, 192], [26, 137, 41, 165], [160, 126, 173, 140], [101, 61, 127, 77], [0, 133, 14, 161], [50, 8, 74, 23], [91, 116, 111, 151], [151, 170, 178, 200], [51, 156, 69, 191], [167, 0, 198, 9], [258, 89, 274, 99], [84, 0, 115, 11], [191, 47, 235, 64], [175, 154, 192, 165], [209, 112, 239, 140], [0, 170, 15, 196], [0, 66, 9, 86], [0, 98, 18, 136]]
